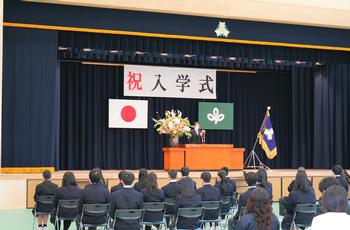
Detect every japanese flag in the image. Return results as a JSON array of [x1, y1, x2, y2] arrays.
[[109, 99, 148, 129]]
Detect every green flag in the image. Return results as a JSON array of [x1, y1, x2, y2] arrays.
[[198, 102, 234, 130]]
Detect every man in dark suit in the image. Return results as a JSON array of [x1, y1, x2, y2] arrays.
[[189, 121, 202, 144], [177, 166, 197, 189], [109, 171, 143, 230], [34, 170, 59, 230], [162, 169, 182, 198], [78, 169, 110, 229], [110, 170, 127, 193], [197, 171, 221, 220]]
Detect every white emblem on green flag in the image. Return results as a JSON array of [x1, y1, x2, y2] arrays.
[[198, 102, 234, 130]]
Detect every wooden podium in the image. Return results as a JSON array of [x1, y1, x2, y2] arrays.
[[163, 144, 244, 170]]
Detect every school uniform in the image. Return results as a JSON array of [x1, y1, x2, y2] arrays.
[[177, 177, 197, 189], [257, 182, 273, 200], [110, 183, 123, 194], [197, 184, 221, 220], [235, 213, 280, 230], [335, 175, 349, 193], [141, 188, 165, 223], [162, 180, 182, 215], [78, 183, 110, 225], [214, 180, 236, 196], [234, 186, 256, 219], [174, 193, 202, 229], [34, 180, 59, 213], [287, 179, 313, 192], [109, 186, 143, 230], [189, 129, 202, 144], [134, 181, 146, 192]]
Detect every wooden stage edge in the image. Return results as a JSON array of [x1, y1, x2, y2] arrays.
[[0, 169, 349, 209]]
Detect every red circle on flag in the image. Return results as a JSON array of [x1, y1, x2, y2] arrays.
[[121, 105, 136, 122]]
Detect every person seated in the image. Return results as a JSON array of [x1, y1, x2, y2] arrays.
[[52, 172, 81, 230], [255, 168, 273, 200], [281, 171, 316, 230], [332, 164, 349, 193], [134, 168, 148, 192], [110, 170, 127, 194], [197, 171, 220, 221], [34, 170, 59, 230], [140, 173, 165, 229], [177, 166, 197, 189], [233, 172, 257, 220], [221, 166, 237, 189], [215, 170, 236, 196], [287, 167, 312, 192], [316, 176, 340, 215], [231, 188, 280, 230], [85, 167, 108, 189], [78, 168, 110, 229], [162, 169, 182, 198], [174, 177, 202, 229], [109, 171, 143, 230], [311, 185, 350, 230]]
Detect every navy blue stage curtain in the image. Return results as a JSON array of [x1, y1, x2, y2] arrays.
[[59, 61, 292, 170], [2, 27, 59, 167], [314, 64, 350, 168]]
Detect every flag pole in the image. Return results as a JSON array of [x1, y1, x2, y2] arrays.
[[244, 106, 271, 170]]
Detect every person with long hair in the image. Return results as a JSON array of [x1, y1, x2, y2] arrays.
[[281, 171, 316, 230], [332, 164, 349, 193], [256, 168, 273, 200], [215, 170, 236, 196], [234, 188, 280, 230], [287, 167, 312, 192], [140, 172, 165, 229], [174, 177, 202, 229], [311, 185, 350, 230], [134, 168, 148, 192], [52, 172, 81, 230]]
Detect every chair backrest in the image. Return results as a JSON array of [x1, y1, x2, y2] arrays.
[[291, 203, 317, 228], [82, 203, 109, 215], [115, 209, 144, 221], [165, 197, 176, 206], [294, 203, 318, 214], [221, 196, 233, 205], [177, 207, 204, 219], [143, 202, 166, 212], [201, 201, 222, 211], [37, 195, 55, 204], [58, 199, 79, 209]]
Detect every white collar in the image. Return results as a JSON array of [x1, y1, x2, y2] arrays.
[[123, 185, 132, 188], [334, 175, 341, 178], [203, 183, 212, 185], [169, 180, 177, 183], [248, 186, 256, 189]]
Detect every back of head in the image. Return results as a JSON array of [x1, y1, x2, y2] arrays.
[[168, 169, 177, 180], [118, 170, 127, 180], [245, 172, 257, 186], [181, 166, 190, 177], [321, 185, 348, 213], [246, 188, 272, 230], [221, 166, 229, 176], [62, 172, 77, 187], [332, 164, 344, 176], [93, 167, 105, 183], [256, 168, 268, 184], [89, 168, 101, 184], [121, 171, 135, 186], [318, 176, 340, 193], [138, 168, 148, 182], [42, 170, 52, 180], [201, 171, 211, 183], [180, 177, 195, 197], [293, 171, 310, 192], [145, 172, 158, 194]]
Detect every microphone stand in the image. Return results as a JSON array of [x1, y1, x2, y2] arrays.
[[244, 106, 271, 170]]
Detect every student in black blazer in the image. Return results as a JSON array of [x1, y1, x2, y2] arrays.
[[233, 172, 257, 220], [141, 173, 165, 229], [162, 169, 182, 216], [134, 168, 148, 192], [287, 167, 313, 192], [177, 166, 197, 189], [78, 169, 110, 229], [233, 188, 280, 230], [189, 122, 202, 144], [281, 171, 316, 230], [34, 170, 59, 230], [85, 167, 108, 190], [332, 164, 349, 193], [221, 166, 237, 188], [52, 172, 81, 230], [197, 171, 221, 220], [215, 170, 236, 196], [174, 177, 202, 229], [110, 170, 127, 194], [109, 171, 143, 230], [256, 168, 273, 200]]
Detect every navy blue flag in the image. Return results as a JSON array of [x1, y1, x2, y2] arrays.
[[258, 112, 277, 159]]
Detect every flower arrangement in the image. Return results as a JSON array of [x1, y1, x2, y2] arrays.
[[153, 110, 192, 138]]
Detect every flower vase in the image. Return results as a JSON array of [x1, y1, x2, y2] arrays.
[[169, 136, 179, 147]]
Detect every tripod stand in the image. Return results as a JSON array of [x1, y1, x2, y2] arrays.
[[244, 106, 271, 170]]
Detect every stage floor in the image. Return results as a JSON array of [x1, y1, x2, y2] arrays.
[[0, 169, 344, 209]]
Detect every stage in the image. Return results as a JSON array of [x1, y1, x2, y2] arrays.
[[1, 169, 348, 209]]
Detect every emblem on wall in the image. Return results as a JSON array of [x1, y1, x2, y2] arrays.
[[215, 22, 230, 37]]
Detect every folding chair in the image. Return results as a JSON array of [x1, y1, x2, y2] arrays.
[[141, 202, 167, 229], [229, 192, 239, 216], [54, 199, 79, 230], [112, 209, 144, 230], [79, 203, 110, 230], [174, 207, 204, 230], [290, 203, 317, 230], [32, 195, 55, 230], [200, 201, 222, 229], [164, 197, 176, 225], [220, 196, 234, 225]]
